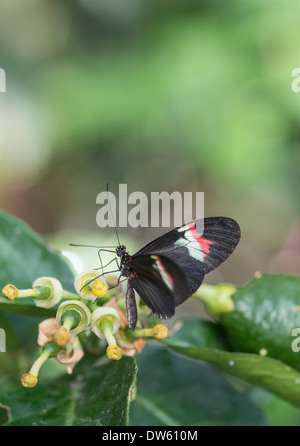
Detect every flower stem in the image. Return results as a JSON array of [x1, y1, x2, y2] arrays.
[[61, 290, 82, 300], [100, 318, 116, 346], [29, 350, 50, 376]]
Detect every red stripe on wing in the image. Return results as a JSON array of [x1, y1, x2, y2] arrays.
[[152, 255, 174, 289], [188, 223, 213, 255]]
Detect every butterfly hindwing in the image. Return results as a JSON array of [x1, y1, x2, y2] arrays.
[[127, 254, 189, 319]]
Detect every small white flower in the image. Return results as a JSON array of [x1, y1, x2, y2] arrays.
[[91, 307, 121, 340], [74, 270, 108, 300], [33, 276, 63, 308]]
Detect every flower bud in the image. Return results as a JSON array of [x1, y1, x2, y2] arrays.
[[2, 284, 18, 300], [193, 283, 236, 317], [53, 327, 72, 346], [133, 323, 169, 340], [106, 345, 122, 360], [152, 324, 168, 340], [21, 373, 38, 388]]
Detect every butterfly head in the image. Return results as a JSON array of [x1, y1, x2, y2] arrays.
[[116, 245, 127, 257]]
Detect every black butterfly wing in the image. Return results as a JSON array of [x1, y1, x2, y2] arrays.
[[127, 254, 189, 319], [133, 217, 240, 297]]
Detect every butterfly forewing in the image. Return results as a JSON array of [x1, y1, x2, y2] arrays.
[[133, 217, 240, 297]]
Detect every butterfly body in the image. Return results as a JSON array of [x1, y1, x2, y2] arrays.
[[114, 217, 241, 331]]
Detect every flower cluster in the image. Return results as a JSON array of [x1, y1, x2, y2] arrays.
[[1, 271, 169, 388]]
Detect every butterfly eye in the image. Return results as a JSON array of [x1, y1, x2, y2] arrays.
[[116, 245, 126, 256]]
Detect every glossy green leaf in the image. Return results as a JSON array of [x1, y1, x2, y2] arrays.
[[0, 312, 26, 390], [130, 345, 266, 426], [168, 318, 229, 350], [0, 211, 74, 315], [0, 356, 137, 426], [0, 297, 56, 317], [220, 274, 300, 370], [164, 320, 300, 408], [251, 388, 300, 426]]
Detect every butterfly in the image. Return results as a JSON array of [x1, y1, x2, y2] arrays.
[[112, 216, 241, 330]]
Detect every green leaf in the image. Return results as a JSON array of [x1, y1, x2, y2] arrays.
[[168, 318, 229, 350], [0, 211, 75, 392], [251, 388, 300, 426], [0, 356, 137, 426], [130, 345, 266, 426], [0, 211, 74, 315], [0, 313, 25, 389], [0, 297, 56, 317], [220, 274, 300, 370], [164, 320, 300, 409], [0, 403, 10, 426]]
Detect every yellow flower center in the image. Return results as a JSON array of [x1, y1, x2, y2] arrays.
[[106, 345, 122, 360], [92, 280, 109, 298], [21, 373, 38, 388]]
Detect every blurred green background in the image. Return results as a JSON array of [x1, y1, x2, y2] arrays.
[[1, 0, 300, 426], [1, 0, 300, 278]]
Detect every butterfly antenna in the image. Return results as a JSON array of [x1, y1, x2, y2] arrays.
[[69, 243, 116, 248], [106, 183, 121, 247]]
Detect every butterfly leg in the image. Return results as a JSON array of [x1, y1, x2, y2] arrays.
[[96, 248, 119, 275], [126, 283, 137, 331], [106, 274, 127, 292], [80, 269, 121, 292], [98, 256, 120, 273]]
